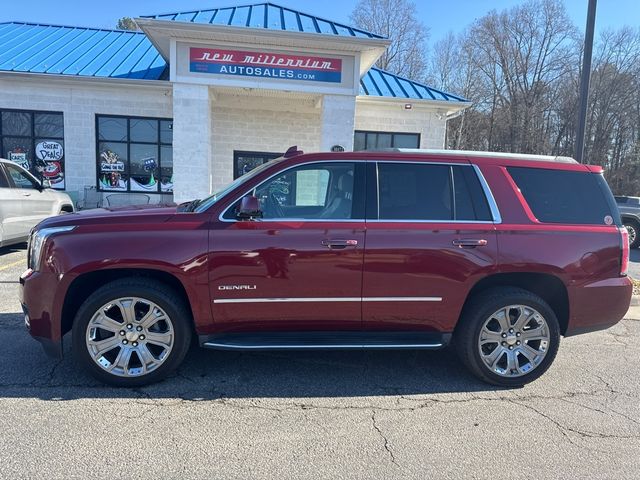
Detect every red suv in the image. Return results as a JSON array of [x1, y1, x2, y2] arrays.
[[20, 149, 632, 387]]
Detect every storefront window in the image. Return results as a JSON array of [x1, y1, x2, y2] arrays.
[[353, 130, 420, 151], [96, 115, 173, 193], [0, 109, 65, 189], [234, 151, 282, 179]]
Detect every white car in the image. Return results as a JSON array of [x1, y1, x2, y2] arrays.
[[0, 158, 74, 248]]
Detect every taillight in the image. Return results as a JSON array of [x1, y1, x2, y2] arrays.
[[620, 227, 630, 276]]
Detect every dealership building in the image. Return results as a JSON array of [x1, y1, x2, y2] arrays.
[[0, 2, 469, 204]]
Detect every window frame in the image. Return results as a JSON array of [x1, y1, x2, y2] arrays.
[[95, 114, 173, 194], [219, 160, 366, 222], [0, 164, 11, 188], [354, 130, 421, 151], [0, 108, 65, 190], [368, 161, 499, 223]]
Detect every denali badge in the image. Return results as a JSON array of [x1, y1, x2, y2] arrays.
[[218, 285, 257, 291]]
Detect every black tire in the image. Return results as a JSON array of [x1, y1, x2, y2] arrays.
[[623, 220, 640, 249], [72, 278, 192, 387], [454, 287, 560, 387]]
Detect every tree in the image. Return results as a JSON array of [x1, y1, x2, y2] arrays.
[[117, 17, 138, 31], [350, 0, 428, 79], [429, 0, 640, 194]]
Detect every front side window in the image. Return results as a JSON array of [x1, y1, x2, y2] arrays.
[[4, 163, 38, 189], [376, 163, 493, 221], [96, 115, 173, 194], [354, 131, 420, 151], [225, 162, 358, 220], [0, 109, 65, 189]]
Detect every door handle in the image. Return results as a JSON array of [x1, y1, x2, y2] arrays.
[[322, 239, 358, 249], [452, 239, 488, 248], [22, 192, 31, 197]]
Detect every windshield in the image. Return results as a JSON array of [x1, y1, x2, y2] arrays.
[[194, 157, 285, 213]]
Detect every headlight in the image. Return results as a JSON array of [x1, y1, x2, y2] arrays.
[[28, 226, 76, 271]]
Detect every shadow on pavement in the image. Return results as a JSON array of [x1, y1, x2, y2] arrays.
[[0, 243, 27, 257], [0, 311, 506, 401]]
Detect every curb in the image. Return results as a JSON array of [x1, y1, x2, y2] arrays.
[[631, 295, 640, 307]]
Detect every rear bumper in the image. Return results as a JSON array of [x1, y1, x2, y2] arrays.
[[20, 269, 64, 358], [566, 276, 633, 337]]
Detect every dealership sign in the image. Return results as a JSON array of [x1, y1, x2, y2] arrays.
[[189, 48, 342, 83]]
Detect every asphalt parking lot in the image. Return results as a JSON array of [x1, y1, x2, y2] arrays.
[[1, 244, 640, 479]]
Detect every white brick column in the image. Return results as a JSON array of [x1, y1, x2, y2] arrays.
[[172, 83, 213, 203], [320, 94, 356, 151]]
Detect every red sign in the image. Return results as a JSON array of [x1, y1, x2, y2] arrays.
[[189, 47, 343, 83]]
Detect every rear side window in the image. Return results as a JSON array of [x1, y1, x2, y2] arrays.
[[507, 167, 615, 225], [376, 163, 493, 221]]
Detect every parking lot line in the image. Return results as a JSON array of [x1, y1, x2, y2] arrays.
[[0, 259, 25, 272]]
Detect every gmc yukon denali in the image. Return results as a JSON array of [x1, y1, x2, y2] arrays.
[[20, 149, 632, 387]]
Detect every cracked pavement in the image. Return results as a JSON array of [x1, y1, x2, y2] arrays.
[[1, 244, 640, 479]]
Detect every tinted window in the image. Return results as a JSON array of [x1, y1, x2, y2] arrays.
[[1, 111, 31, 136], [0, 109, 65, 189], [5, 163, 37, 189], [96, 115, 173, 193], [378, 163, 452, 220], [507, 167, 614, 225], [453, 166, 493, 221], [354, 131, 420, 151]]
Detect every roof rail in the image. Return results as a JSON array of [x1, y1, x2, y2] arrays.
[[377, 148, 578, 164]]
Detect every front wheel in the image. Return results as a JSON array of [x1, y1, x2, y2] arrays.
[[72, 278, 192, 387], [455, 287, 560, 387]]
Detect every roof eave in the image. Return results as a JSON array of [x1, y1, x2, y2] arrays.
[[356, 95, 472, 115], [0, 70, 171, 89]]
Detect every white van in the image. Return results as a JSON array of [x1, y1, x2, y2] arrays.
[[0, 158, 74, 248]]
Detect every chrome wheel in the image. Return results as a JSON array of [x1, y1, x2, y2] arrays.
[[86, 297, 174, 377], [625, 224, 637, 246], [478, 305, 550, 378]]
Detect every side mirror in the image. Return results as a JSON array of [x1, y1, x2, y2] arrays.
[[237, 195, 262, 220], [41, 179, 52, 189]]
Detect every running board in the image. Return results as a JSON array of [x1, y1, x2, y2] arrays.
[[200, 331, 451, 351]]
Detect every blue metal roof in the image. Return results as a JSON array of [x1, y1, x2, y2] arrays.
[[0, 15, 467, 103], [362, 67, 467, 102], [140, 2, 385, 39], [0, 22, 167, 79]]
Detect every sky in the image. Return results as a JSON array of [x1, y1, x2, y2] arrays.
[[1, 0, 638, 44]]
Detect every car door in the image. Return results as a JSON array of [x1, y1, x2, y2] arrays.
[[3, 162, 54, 236], [362, 160, 499, 333], [208, 160, 366, 334]]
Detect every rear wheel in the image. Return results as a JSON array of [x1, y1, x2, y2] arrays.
[[72, 278, 192, 387], [623, 220, 640, 248], [455, 287, 560, 387]]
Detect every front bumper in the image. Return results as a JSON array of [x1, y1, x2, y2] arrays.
[[20, 269, 64, 358]]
